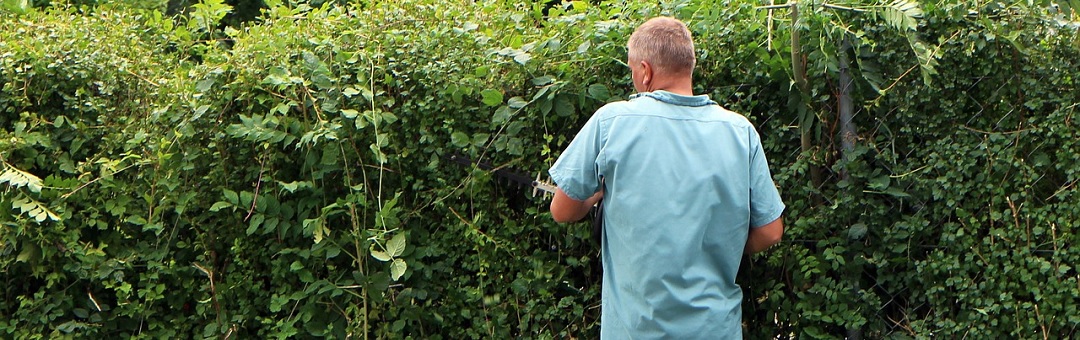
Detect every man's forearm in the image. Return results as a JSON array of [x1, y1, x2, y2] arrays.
[[745, 217, 784, 254], [550, 189, 603, 223]]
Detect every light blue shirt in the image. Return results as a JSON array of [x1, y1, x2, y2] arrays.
[[549, 90, 785, 339]]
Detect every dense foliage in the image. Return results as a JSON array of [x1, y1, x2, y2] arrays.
[[1, 0, 1077, 338]]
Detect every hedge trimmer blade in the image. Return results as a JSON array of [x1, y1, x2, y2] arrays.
[[532, 173, 557, 197], [448, 153, 603, 254], [448, 153, 560, 197]]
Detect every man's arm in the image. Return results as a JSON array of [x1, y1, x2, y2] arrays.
[[745, 217, 783, 254], [550, 188, 603, 223]]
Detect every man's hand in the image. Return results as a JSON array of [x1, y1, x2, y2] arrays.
[[550, 188, 603, 223]]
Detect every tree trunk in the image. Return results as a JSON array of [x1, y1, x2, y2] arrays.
[[838, 35, 863, 340], [790, 2, 823, 198]]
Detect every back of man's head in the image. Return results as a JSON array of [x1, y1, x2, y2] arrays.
[[627, 17, 696, 76]]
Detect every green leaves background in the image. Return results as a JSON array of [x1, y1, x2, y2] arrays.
[[0, 0, 1078, 338]]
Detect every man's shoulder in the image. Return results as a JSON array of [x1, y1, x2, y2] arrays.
[[594, 96, 757, 129], [710, 106, 755, 127], [594, 99, 637, 116], [592, 96, 688, 119]]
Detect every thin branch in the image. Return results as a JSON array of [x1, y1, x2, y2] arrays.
[[960, 125, 1034, 135], [875, 64, 919, 97], [767, 0, 775, 50], [821, 3, 866, 12], [1046, 180, 1078, 201], [60, 162, 140, 199], [124, 69, 160, 87], [755, 2, 866, 12], [244, 154, 266, 222], [756, 3, 792, 10]]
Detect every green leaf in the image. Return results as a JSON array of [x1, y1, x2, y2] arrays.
[[868, 175, 890, 190], [239, 191, 255, 209], [471, 133, 490, 147], [12, 197, 60, 223], [507, 96, 528, 109], [325, 246, 341, 259], [196, 78, 215, 93], [554, 95, 575, 117], [492, 106, 514, 125], [587, 84, 610, 101], [263, 217, 280, 235], [1, 0, 30, 15], [369, 143, 387, 164], [223, 189, 239, 204], [59, 321, 85, 334], [474, 66, 490, 77], [192, 105, 211, 121], [387, 233, 406, 257], [531, 76, 554, 86], [390, 258, 407, 281], [16, 243, 37, 263], [848, 223, 868, 240], [370, 248, 392, 262], [451, 131, 471, 148], [513, 52, 532, 65], [303, 217, 328, 244], [883, 187, 911, 198], [277, 180, 313, 193], [0, 164, 44, 193], [343, 86, 360, 97], [245, 220, 259, 235], [480, 89, 503, 107], [577, 40, 591, 53], [263, 66, 291, 85], [188, 0, 233, 33], [538, 97, 552, 115], [380, 111, 399, 125], [247, 214, 264, 236], [886, 0, 922, 29], [268, 295, 287, 313], [311, 73, 334, 90], [209, 201, 232, 212]]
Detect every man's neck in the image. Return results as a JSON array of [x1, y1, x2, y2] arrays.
[[649, 76, 694, 96]]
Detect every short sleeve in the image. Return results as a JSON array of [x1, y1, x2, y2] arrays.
[[748, 127, 785, 228], [548, 112, 605, 201]]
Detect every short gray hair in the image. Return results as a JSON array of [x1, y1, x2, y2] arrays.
[[627, 17, 696, 75]]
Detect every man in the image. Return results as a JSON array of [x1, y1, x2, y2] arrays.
[[548, 17, 785, 338]]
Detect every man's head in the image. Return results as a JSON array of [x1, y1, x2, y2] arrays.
[[627, 17, 695, 93]]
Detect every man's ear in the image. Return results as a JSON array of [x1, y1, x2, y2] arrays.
[[640, 60, 653, 88]]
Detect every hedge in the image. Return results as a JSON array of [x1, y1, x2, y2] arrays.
[[1, 0, 1078, 338]]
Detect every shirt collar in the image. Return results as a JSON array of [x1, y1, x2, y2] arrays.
[[629, 90, 717, 107]]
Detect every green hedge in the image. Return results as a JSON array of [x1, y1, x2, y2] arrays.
[[1, 1, 1077, 338]]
